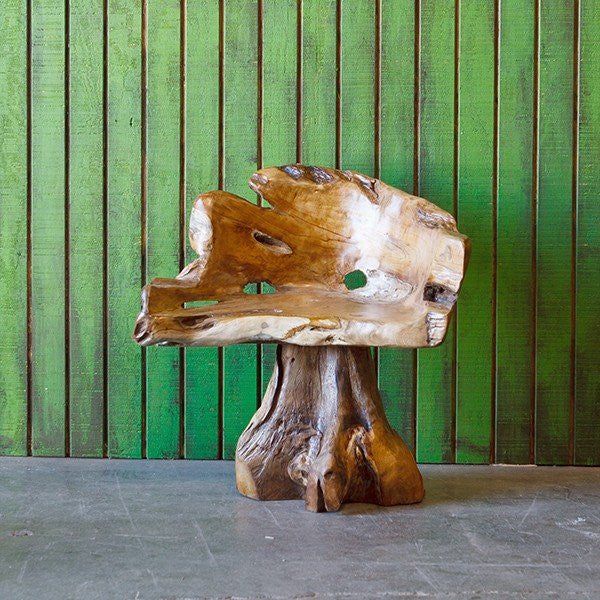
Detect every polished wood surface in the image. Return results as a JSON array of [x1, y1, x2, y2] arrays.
[[236, 344, 424, 512], [134, 165, 469, 349], [133, 165, 468, 511]]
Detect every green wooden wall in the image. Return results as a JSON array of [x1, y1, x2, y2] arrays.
[[1, 0, 598, 463]]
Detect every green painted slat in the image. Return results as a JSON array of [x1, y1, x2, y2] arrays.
[[260, 0, 297, 396], [0, 0, 28, 455], [184, 0, 220, 459], [455, 0, 494, 464], [107, 0, 143, 458], [496, 0, 535, 464], [146, 0, 181, 459], [536, 0, 574, 466], [575, 1, 600, 465], [68, 0, 104, 457], [222, 0, 259, 459], [340, 0, 375, 175], [30, 0, 66, 456], [301, 0, 336, 166], [378, 0, 416, 452], [339, 0, 376, 443], [416, 0, 456, 464]]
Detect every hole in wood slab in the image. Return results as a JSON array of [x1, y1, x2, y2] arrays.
[[252, 230, 293, 255], [344, 270, 368, 290], [178, 314, 214, 330], [184, 300, 218, 309], [243, 281, 276, 294], [423, 282, 457, 307]]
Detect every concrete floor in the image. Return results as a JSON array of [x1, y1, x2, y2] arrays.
[[0, 460, 599, 600]]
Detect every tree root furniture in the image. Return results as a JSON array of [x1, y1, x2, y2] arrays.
[[134, 165, 470, 512]]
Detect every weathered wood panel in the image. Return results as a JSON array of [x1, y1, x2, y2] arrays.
[[221, 0, 259, 459], [455, 0, 495, 464], [340, 0, 375, 176], [30, 0, 66, 456], [68, 0, 105, 457], [0, 0, 28, 455], [0, 0, 597, 464], [260, 0, 298, 396], [536, 0, 574, 465], [301, 0, 336, 167], [184, 0, 220, 459], [379, 0, 416, 453], [146, 0, 181, 458], [416, 0, 456, 463], [106, 0, 143, 458], [496, 0, 535, 464], [575, 0, 600, 465]]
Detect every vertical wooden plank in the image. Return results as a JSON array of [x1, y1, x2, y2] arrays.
[[107, 0, 143, 458], [68, 0, 104, 457], [339, 0, 377, 415], [145, 0, 181, 458], [0, 0, 28, 455], [378, 0, 416, 452], [536, 0, 573, 465], [30, 0, 66, 456], [222, 0, 259, 459], [301, 0, 336, 166], [184, 0, 220, 459], [455, 0, 494, 464], [575, 0, 600, 465], [496, 0, 535, 464], [260, 0, 297, 395], [340, 0, 375, 175], [416, 0, 455, 463]]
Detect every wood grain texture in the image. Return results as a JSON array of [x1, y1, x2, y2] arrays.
[[146, 0, 181, 459], [184, 0, 220, 459], [416, 0, 456, 464], [496, 0, 535, 464], [455, 0, 494, 464], [221, 0, 259, 459], [107, 0, 143, 458], [134, 166, 468, 511], [134, 166, 468, 350], [68, 0, 104, 457], [0, 0, 28, 455], [575, 0, 600, 465], [536, 0, 574, 465], [236, 344, 424, 512], [378, 0, 416, 453], [30, 0, 66, 456]]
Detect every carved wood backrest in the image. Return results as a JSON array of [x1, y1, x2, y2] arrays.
[[144, 165, 469, 320]]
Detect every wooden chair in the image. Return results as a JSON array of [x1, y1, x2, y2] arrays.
[[134, 165, 469, 512]]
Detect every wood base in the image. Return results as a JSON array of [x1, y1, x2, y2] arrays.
[[236, 344, 424, 512]]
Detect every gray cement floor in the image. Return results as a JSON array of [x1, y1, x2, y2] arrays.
[[0, 460, 599, 600]]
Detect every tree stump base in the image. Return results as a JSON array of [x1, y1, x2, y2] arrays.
[[236, 344, 424, 512]]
